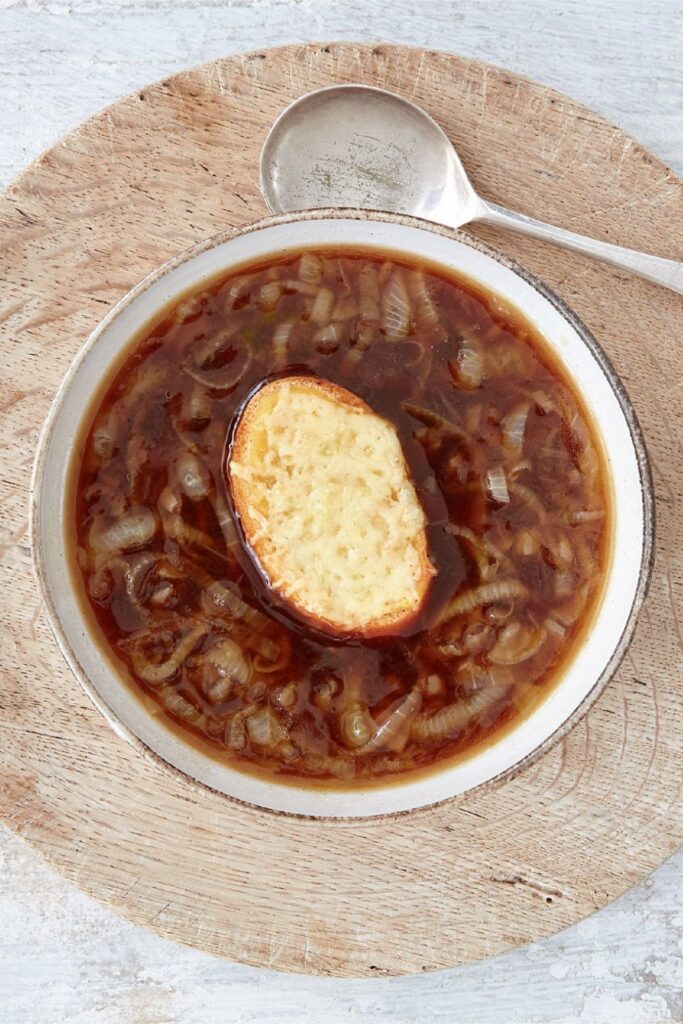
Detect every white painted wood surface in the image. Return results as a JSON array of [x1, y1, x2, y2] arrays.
[[0, 1, 681, 1021]]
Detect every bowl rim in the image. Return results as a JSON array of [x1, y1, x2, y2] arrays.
[[30, 207, 655, 820]]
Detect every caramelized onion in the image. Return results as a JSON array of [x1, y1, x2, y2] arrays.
[[201, 580, 272, 634], [203, 638, 252, 688], [382, 270, 412, 340], [403, 403, 469, 441], [187, 384, 212, 423], [272, 320, 294, 369], [488, 621, 547, 665], [130, 622, 208, 685], [176, 450, 211, 500], [358, 688, 422, 754], [183, 330, 251, 391], [247, 707, 286, 747], [408, 269, 440, 326], [341, 702, 377, 749], [314, 322, 344, 352], [486, 465, 510, 504], [501, 402, 530, 455], [256, 280, 281, 312], [451, 338, 484, 389], [91, 509, 157, 553], [438, 578, 528, 623], [271, 681, 297, 709], [158, 685, 207, 729], [310, 286, 334, 325], [412, 684, 508, 743], [298, 252, 323, 283]]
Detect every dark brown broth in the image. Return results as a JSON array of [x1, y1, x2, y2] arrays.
[[70, 248, 610, 786]]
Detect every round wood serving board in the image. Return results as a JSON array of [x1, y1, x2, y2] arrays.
[[1, 43, 682, 978]]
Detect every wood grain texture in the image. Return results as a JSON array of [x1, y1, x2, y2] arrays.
[[0, 42, 682, 978]]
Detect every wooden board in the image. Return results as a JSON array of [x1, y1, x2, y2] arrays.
[[1, 43, 682, 978]]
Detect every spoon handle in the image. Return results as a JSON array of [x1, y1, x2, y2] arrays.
[[478, 200, 683, 296]]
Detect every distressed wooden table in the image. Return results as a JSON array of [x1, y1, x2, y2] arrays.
[[1, 2, 682, 1022]]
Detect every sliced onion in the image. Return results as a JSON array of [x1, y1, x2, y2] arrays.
[[173, 294, 203, 323], [403, 403, 469, 441], [509, 459, 531, 481], [553, 531, 574, 570], [408, 269, 440, 326], [412, 684, 509, 742], [91, 509, 157, 553], [309, 286, 334, 325], [546, 616, 568, 640], [570, 509, 605, 524], [462, 622, 493, 656], [272, 320, 293, 369], [314, 321, 344, 353], [187, 385, 213, 423], [457, 663, 513, 694], [514, 529, 539, 557], [529, 388, 555, 414], [486, 600, 515, 622], [223, 277, 249, 312], [201, 579, 272, 634], [225, 712, 247, 750], [204, 638, 252, 686], [256, 280, 281, 312], [438, 578, 528, 623], [158, 685, 207, 729], [382, 270, 412, 340], [163, 514, 227, 561], [298, 252, 323, 283], [253, 633, 290, 672], [158, 486, 182, 515], [183, 343, 251, 392], [176, 450, 211, 500], [271, 682, 297, 709], [282, 278, 320, 295], [451, 338, 484, 389], [446, 524, 503, 583], [358, 689, 422, 755], [486, 465, 510, 504], [341, 702, 376, 749], [124, 551, 157, 610], [207, 492, 239, 553], [502, 402, 531, 455], [246, 706, 286, 747], [130, 622, 208, 685], [488, 621, 547, 665]]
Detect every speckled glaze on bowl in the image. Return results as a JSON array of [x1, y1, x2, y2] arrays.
[[31, 210, 654, 818]]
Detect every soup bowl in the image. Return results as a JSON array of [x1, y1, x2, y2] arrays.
[[31, 210, 653, 818]]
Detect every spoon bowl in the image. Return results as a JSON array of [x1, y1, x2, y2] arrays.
[[260, 85, 482, 228], [260, 84, 683, 294]]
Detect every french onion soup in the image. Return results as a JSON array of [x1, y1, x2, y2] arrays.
[[70, 249, 611, 786]]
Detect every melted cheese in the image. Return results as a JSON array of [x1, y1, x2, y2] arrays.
[[228, 376, 434, 636]]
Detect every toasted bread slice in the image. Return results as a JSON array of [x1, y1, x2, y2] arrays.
[[227, 375, 434, 637]]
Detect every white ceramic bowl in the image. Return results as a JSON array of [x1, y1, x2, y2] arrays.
[[31, 211, 653, 818]]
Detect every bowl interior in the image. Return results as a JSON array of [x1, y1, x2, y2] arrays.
[[32, 213, 651, 818]]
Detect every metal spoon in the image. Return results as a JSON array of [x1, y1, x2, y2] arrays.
[[260, 84, 683, 295]]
